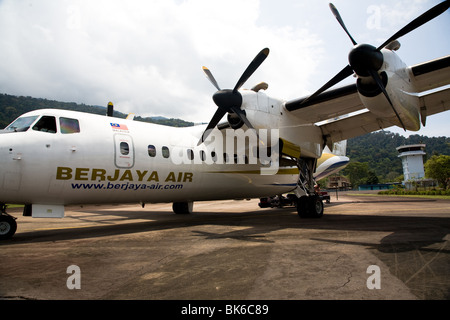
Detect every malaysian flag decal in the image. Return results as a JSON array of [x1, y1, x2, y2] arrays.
[[110, 123, 129, 131]]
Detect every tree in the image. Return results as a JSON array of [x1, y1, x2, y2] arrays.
[[424, 155, 450, 189], [343, 161, 369, 188], [365, 171, 379, 185]]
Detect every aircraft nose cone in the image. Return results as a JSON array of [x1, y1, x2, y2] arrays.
[[348, 44, 384, 77]]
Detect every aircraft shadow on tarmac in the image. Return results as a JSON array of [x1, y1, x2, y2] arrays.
[[2, 201, 449, 255]]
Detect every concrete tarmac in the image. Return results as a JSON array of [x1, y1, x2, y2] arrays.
[[1, 193, 449, 300]]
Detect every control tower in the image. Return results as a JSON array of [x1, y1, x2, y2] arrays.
[[396, 144, 426, 184]]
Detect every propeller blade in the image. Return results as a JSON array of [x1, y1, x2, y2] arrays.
[[377, 0, 450, 50], [198, 108, 227, 145], [202, 66, 221, 91], [329, 3, 357, 45], [367, 69, 406, 131], [301, 64, 354, 105], [199, 48, 270, 145], [233, 48, 270, 92]]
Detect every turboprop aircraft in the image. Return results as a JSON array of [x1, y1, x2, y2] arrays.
[[0, 1, 449, 240]]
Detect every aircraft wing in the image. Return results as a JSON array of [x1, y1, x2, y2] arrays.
[[285, 55, 450, 145], [419, 86, 450, 119], [411, 55, 450, 92], [319, 110, 393, 144], [284, 83, 361, 124]]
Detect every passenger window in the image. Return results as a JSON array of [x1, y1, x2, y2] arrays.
[[32, 116, 57, 133], [148, 145, 156, 157], [120, 142, 129, 155], [187, 149, 194, 161], [60, 117, 80, 134], [162, 146, 170, 158], [211, 151, 217, 163], [200, 150, 206, 162]]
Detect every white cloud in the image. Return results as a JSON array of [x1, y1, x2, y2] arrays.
[[0, 0, 325, 122], [0, 0, 448, 136]]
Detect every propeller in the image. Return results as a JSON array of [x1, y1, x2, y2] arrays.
[[301, 1, 450, 130], [198, 48, 270, 145]]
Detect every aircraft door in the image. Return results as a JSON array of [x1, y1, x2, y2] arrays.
[[114, 134, 135, 168]]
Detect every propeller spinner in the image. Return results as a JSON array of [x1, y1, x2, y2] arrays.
[[301, 1, 450, 130], [198, 48, 270, 145]]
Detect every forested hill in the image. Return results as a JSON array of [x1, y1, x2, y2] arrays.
[[0, 93, 194, 128], [346, 131, 450, 180]]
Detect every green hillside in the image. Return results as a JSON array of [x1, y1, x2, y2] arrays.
[[0, 93, 194, 128], [345, 131, 450, 182]]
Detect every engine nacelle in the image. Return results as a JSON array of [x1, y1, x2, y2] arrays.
[[242, 89, 323, 159], [356, 48, 421, 131]]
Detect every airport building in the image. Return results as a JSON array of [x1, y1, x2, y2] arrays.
[[396, 144, 434, 189]]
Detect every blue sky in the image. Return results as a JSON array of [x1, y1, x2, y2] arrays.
[[0, 0, 448, 136]]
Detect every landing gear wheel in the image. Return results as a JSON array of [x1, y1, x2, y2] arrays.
[[297, 196, 323, 218], [172, 202, 193, 214], [0, 215, 17, 240], [311, 196, 324, 218]]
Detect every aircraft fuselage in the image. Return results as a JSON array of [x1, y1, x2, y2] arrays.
[[0, 109, 300, 209]]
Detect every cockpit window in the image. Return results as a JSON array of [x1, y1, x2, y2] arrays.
[[60, 117, 80, 134], [32, 116, 57, 133], [5, 115, 39, 132]]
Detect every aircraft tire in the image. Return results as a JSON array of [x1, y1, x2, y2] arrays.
[[0, 215, 17, 240], [172, 202, 193, 214], [297, 196, 323, 219], [311, 196, 324, 218]]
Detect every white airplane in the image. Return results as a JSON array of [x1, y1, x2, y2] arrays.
[[1, 2, 449, 240]]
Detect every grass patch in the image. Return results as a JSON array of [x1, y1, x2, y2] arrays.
[[341, 187, 450, 200], [5, 204, 24, 208], [347, 193, 450, 200]]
